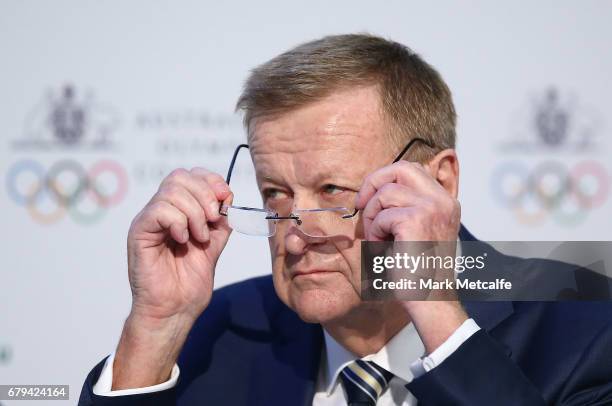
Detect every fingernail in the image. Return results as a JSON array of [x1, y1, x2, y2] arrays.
[[214, 183, 230, 195], [182, 230, 189, 242], [202, 226, 209, 241]]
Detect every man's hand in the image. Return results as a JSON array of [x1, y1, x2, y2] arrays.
[[355, 159, 468, 354], [113, 167, 232, 390], [355, 160, 460, 242]]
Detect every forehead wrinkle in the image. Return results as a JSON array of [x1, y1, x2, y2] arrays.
[[251, 102, 379, 154], [253, 151, 295, 186], [253, 130, 381, 189], [249, 86, 390, 186], [254, 151, 357, 192]]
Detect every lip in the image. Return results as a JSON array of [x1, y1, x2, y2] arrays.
[[292, 270, 338, 279]]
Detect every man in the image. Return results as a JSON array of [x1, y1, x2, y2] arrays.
[[79, 34, 612, 405]]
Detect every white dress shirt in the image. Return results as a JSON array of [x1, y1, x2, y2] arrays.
[[312, 318, 479, 405], [94, 319, 480, 405]]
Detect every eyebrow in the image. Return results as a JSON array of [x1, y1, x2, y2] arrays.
[[253, 149, 362, 187], [257, 170, 361, 190], [258, 172, 284, 184]]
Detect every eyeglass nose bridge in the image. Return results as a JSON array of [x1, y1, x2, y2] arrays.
[[261, 207, 357, 238], [264, 209, 348, 228], [265, 213, 303, 226]]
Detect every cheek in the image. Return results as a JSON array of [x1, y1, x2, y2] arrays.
[[268, 236, 283, 269], [269, 235, 291, 300], [339, 239, 363, 285], [355, 216, 365, 239]]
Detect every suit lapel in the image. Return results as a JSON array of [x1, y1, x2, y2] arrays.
[[459, 224, 515, 332], [249, 303, 323, 406]]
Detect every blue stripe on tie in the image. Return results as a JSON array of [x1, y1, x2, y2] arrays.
[[356, 359, 388, 387], [342, 366, 378, 401], [367, 361, 395, 384]]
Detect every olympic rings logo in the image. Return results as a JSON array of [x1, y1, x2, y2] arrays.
[[490, 159, 610, 226], [6, 159, 128, 225]]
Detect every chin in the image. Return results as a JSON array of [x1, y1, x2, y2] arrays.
[[286, 285, 360, 324]]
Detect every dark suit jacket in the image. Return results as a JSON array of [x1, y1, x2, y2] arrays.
[[79, 227, 612, 405]]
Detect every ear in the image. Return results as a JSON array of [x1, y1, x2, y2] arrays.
[[425, 149, 460, 199]]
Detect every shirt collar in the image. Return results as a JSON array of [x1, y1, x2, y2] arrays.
[[322, 321, 425, 395]]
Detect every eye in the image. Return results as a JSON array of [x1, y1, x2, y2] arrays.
[[322, 184, 344, 195], [263, 188, 289, 201]]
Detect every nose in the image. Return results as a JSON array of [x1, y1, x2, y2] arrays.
[[283, 192, 327, 254], [284, 226, 327, 255]]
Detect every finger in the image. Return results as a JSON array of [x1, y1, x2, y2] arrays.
[[361, 183, 424, 235], [207, 192, 234, 255], [143, 200, 189, 244], [361, 183, 422, 222], [190, 167, 232, 201], [210, 191, 233, 232], [180, 172, 224, 223], [355, 161, 437, 209], [157, 183, 210, 243], [367, 207, 417, 242], [189, 168, 228, 222], [162, 168, 228, 224]]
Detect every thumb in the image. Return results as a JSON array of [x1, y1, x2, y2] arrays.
[[209, 192, 234, 249]]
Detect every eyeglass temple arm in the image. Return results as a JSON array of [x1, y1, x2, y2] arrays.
[[220, 143, 249, 216], [222, 138, 434, 218], [342, 137, 435, 219], [392, 137, 434, 164], [225, 143, 250, 184]]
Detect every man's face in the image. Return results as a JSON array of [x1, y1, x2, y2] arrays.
[[249, 85, 394, 323]]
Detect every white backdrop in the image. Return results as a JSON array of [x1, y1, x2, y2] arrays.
[[1, 1, 611, 404]]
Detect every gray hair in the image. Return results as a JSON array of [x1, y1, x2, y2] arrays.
[[236, 33, 457, 160]]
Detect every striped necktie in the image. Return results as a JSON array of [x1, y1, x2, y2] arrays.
[[339, 359, 395, 406]]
